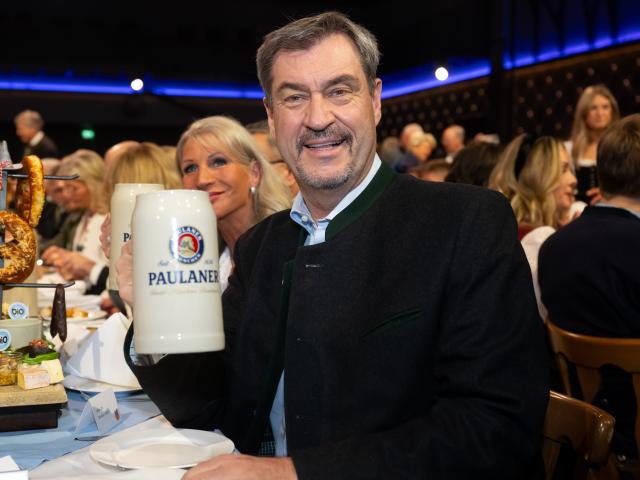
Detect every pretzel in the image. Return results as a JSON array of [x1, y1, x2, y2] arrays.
[[0, 211, 36, 283], [15, 155, 45, 228]]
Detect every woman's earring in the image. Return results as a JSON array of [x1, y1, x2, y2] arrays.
[[250, 186, 256, 196]]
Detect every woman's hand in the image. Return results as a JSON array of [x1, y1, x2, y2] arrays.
[[116, 239, 134, 307], [41, 245, 66, 265], [99, 213, 111, 258], [586, 187, 602, 205], [56, 252, 96, 281]]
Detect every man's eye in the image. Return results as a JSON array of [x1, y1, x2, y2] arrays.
[[330, 88, 349, 97], [284, 94, 304, 104]]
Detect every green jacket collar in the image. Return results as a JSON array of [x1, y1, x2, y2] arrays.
[[325, 162, 396, 241]]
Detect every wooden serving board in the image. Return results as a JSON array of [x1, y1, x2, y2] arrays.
[[0, 383, 67, 431], [0, 383, 67, 407]]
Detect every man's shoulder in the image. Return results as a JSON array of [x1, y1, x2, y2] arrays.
[[388, 175, 510, 215]]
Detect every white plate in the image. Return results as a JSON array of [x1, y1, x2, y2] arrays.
[[41, 309, 108, 323], [63, 374, 141, 393], [90, 428, 235, 469]]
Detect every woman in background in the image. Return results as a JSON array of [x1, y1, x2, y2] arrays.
[[510, 136, 582, 318], [566, 84, 619, 203], [41, 149, 108, 294]]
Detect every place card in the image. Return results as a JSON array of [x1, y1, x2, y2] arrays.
[[0, 456, 27, 479], [74, 388, 122, 435]]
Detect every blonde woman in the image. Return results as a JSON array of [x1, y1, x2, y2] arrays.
[[175, 116, 291, 290], [103, 142, 182, 203], [511, 137, 583, 318], [488, 133, 528, 201], [104, 116, 292, 297], [41, 149, 108, 293], [566, 84, 620, 203]]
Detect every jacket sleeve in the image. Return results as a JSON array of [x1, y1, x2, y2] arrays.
[[291, 190, 550, 479]]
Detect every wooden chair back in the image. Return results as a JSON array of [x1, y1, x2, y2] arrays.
[[542, 391, 615, 479], [546, 320, 640, 463]]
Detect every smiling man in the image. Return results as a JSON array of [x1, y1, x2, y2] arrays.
[[128, 12, 549, 480]]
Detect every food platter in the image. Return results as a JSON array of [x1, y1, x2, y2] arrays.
[[40, 307, 108, 323]]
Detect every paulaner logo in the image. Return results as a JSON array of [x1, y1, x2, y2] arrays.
[[170, 226, 204, 264]]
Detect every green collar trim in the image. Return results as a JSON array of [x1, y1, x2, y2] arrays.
[[325, 162, 396, 241]]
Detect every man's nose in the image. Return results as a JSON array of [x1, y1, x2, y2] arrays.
[[304, 94, 335, 131]]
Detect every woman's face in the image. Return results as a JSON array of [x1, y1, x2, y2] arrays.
[[553, 148, 577, 216], [585, 94, 613, 131], [179, 135, 259, 224], [61, 180, 91, 211]]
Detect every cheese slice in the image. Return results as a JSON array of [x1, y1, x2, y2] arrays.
[[40, 359, 64, 384], [17, 368, 51, 390]]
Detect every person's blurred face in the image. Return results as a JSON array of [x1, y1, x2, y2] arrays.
[[266, 34, 382, 197], [61, 180, 91, 211], [15, 120, 37, 143], [553, 148, 577, 215], [441, 128, 462, 154], [410, 141, 433, 163], [48, 180, 65, 204], [585, 94, 613, 132], [179, 135, 259, 225]]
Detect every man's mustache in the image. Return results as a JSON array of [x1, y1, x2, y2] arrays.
[[296, 127, 353, 154]]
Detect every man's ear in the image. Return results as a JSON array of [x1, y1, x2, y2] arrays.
[[372, 78, 382, 126], [264, 97, 276, 139]]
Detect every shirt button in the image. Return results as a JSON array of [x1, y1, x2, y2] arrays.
[[301, 215, 309, 223]]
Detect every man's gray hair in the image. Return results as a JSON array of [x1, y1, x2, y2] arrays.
[[14, 110, 44, 130], [257, 11, 380, 104]]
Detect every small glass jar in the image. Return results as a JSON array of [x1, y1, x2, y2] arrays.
[[0, 352, 23, 386]]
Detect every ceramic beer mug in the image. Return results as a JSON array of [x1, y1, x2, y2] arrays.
[[131, 190, 224, 354], [109, 183, 163, 291]]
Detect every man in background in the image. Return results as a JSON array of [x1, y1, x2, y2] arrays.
[[14, 109, 59, 160], [246, 119, 298, 197], [441, 124, 465, 164]]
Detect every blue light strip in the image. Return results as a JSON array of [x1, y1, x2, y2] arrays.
[[0, 30, 637, 99]]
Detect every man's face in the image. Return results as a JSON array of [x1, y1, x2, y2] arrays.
[[441, 128, 459, 154], [265, 34, 382, 196], [15, 120, 36, 143]]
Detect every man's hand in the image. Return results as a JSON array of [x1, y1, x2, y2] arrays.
[[116, 240, 133, 306], [182, 454, 297, 480]]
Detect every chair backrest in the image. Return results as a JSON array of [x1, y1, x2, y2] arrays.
[[546, 320, 640, 461], [542, 391, 615, 480]]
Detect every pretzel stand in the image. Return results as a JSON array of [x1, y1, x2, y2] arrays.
[[0, 141, 77, 431]]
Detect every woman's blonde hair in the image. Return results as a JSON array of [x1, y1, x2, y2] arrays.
[[488, 133, 528, 200], [569, 84, 620, 165], [104, 142, 182, 206], [510, 137, 566, 228], [176, 116, 292, 224], [57, 149, 108, 214]]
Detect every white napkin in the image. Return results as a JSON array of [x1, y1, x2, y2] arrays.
[[65, 313, 140, 389]]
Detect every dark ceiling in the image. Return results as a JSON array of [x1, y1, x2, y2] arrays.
[[1, 1, 491, 84]]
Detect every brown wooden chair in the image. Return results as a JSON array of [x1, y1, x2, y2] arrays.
[[547, 320, 640, 478], [542, 391, 615, 479]]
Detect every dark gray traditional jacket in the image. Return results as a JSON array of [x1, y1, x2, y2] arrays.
[[126, 165, 549, 479]]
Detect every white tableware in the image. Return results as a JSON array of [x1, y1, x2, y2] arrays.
[[132, 190, 224, 354], [63, 374, 141, 394], [109, 183, 164, 291], [40, 308, 108, 323], [89, 428, 234, 469]]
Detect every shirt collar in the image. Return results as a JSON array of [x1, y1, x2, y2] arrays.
[[291, 154, 382, 228], [596, 201, 640, 219], [29, 131, 44, 147]]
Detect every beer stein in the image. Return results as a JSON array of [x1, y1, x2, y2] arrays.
[[109, 183, 163, 291], [131, 190, 224, 354]]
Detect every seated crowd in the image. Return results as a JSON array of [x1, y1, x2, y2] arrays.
[[12, 79, 639, 470]]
